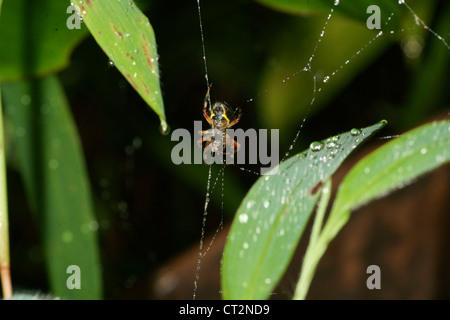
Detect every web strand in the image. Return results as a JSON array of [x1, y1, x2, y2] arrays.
[[399, 0, 450, 50], [196, 0, 212, 110]]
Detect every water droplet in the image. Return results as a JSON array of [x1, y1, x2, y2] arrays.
[[132, 137, 142, 149], [334, 0, 340, 5], [350, 128, 361, 136], [323, 76, 330, 83], [48, 159, 59, 170], [309, 141, 324, 152], [21, 94, 31, 105], [108, 59, 114, 66], [16, 127, 26, 137], [62, 231, 73, 243], [89, 220, 99, 231], [159, 122, 170, 135], [265, 278, 271, 284], [297, 152, 306, 160], [239, 213, 249, 224], [246, 201, 255, 209], [326, 141, 337, 149], [364, 167, 371, 174], [263, 200, 270, 208], [243, 242, 249, 249], [420, 148, 427, 155]]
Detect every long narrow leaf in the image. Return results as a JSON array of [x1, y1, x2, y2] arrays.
[[3, 76, 102, 299], [331, 120, 450, 221]]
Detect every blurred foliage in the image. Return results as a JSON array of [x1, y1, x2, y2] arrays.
[[0, 0, 87, 80], [3, 77, 102, 299], [0, 0, 448, 299]]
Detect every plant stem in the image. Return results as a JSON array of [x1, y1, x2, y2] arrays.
[[293, 179, 331, 300], [0, 85, 12, 299]]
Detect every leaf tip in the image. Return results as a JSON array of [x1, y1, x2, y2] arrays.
[[159, 120, 170, 135]]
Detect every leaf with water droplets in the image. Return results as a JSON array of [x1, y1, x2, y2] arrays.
[[221, 120, 386, 299], [331, 120, 450, 221], [71, 0, 167, 132]]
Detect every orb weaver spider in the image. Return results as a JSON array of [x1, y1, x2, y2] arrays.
[[197, 84, 242, 162]]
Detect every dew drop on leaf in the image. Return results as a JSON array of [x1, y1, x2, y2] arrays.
[[350, 128, 361, 136], [309, 141, 324, 152], [239, 213, 249, 224]]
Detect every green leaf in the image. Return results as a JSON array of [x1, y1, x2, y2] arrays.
[[254, 0, 400, 25], [293, 120, 450, 299], [0, 0, 88, 80], [2, 76, 102, 299], [221, 120, 386, 299], [71, 0, 167, 133], [331, 120, 450, 221]]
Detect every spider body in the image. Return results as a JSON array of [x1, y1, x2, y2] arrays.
[[198, 85, 242, 162]]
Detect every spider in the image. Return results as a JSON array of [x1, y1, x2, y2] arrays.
[[197, 84, 242, 163]]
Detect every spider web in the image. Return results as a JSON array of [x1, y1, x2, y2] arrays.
[[192, 0, 450, 299]]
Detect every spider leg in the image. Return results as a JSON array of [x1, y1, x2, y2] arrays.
[[203, 84, 213, 125], [197, 129, 214, 147], [227, 106, 242, 128], [233, 139, 240, 152], [202, 141, 213, 164], [223, 134, 240, 157]]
